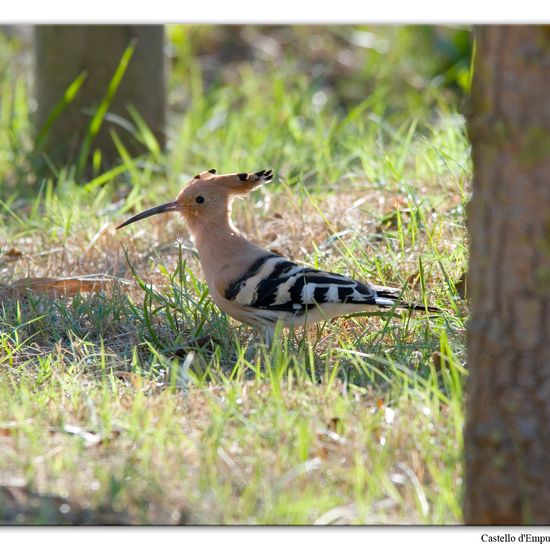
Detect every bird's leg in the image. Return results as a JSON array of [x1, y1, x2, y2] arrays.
[[244, 325, 275, 363], [262, 325, 275, 349], [244, 344, 257, 363]]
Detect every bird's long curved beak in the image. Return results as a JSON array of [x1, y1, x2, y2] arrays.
[[116, 201, 179, 230]]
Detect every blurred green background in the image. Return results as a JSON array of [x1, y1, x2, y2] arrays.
[[0, 25, 471, 193]]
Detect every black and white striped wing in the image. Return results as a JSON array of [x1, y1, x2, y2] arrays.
[[224, 254, 378, 316]]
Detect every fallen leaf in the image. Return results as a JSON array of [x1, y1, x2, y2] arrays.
[[0, 275, 129, 299]]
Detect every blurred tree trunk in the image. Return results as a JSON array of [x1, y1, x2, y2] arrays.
[[465, 25, 550, 524], [34, 25, 165, 174]]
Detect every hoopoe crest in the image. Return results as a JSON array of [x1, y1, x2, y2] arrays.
[[117, 169, 439, 345]]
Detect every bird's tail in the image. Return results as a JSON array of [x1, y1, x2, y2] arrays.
[[373, 286, 441, 314]]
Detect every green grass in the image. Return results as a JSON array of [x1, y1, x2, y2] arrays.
[[0, 25, 470, 524]]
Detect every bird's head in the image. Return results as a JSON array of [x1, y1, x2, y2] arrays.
[[116, 169, 273, 230]]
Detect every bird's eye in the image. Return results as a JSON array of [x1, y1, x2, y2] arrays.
[[196, 196, 205, 204]]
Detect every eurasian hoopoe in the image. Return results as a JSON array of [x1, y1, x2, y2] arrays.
[[117, 169, 439, 346]]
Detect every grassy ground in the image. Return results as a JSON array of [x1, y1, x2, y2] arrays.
[[0, 26, 470, 524]]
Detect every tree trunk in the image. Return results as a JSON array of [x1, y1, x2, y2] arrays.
[[34, 25, 165, 173], [465, 25, 550, 525]]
